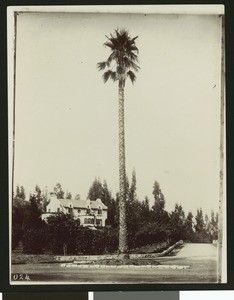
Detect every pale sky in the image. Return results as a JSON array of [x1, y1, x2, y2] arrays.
[[12, 11, 222, 216]]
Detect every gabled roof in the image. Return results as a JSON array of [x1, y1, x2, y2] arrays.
[[90, 200, 106, 209], [58, 198, 107, 210]]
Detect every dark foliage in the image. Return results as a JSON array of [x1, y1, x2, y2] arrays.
[[12, 197, 29, 249], [23, 229, 46, 254]]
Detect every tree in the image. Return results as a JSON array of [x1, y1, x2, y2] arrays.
[[54, 183, 65, 199], [87, 179, 117, 227], [15, 185, 26, 200], [98, 29, 140, 256], [87, 178, 103, 200], [22, 194, 46, 253], [139, 196, 150, 223], [194, 208, 205, 234], [102, 181, 117, 227], [74, 194, 81, 200], [33, 185, 49, 212], [194, 207, 211, 242], [169, 203, 186, 242], [126, 170, 141, 248], [152, 181, 165, 210], [65, 191, 72, 199], [184, 211, 194, 241], [46, 213, 80, 255], [151, 181, 169, 225], [12, 197, 29, 249], [210, 210, 218, 241], [22, 194, 44, 231]]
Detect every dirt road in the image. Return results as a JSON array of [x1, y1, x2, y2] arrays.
[[175, 243, 218, 259]]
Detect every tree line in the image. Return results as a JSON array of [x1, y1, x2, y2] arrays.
[[12, 172, 218, 255]]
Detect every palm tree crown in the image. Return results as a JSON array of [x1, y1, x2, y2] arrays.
[[97, 29, 140, 86]]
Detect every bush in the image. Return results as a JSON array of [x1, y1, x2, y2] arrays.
[[46, 213, 80, 255], [75, 227, 118, 255], [104, 227, 118, 253], [135, 223, 169, 247], [12, 226, 23, 250], [23, 229, 45, 254], [45, 214, 118, 255]]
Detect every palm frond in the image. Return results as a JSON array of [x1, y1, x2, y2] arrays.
[[126, 51, 139, 63], [127, 70, 136, 84], [97, 61, 108, 71], [102, 70, 117, 83], [130, 36, 138, 44], [107, 52, 117, 65], [104, 41, 114, 49], [110, 71, 117, 81], [122, 58, 140, 72]]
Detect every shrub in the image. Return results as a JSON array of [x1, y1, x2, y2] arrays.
[[23, 229, 45, 254], [135, 223, 169, 247], [46, 213, 80, 255]]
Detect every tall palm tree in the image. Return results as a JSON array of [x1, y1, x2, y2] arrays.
[[97, 29, 140, 256]]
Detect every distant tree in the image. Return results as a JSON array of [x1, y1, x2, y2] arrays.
[[87, 178, 103, 200], [16, 185, 20, 197], [151, 181, 169, 226], [22, 194, 46, 253], [88, 179, 117, 228], [210, 211, 218, 240], [22, 194, 44, 231], [204, 214, 210, 232], [32, 185, 49, 213], [139, 195, 150, 223], [74, 194, 81, 200], [126, 170, 141, 248], [15, 185, 26, 200], [12, 197, 29, 249], [65, 192, 72, 199], [54, 183, 65, 199], [184, 211, 195, 241], [34, 185, 42, 199], [193, 208, 211, 243], [34, 185, 42, 208], [152, 181, 165, 210], [102, 181, 117, 227], [169, 203, 186, 242], [194, 208, 205, 234]]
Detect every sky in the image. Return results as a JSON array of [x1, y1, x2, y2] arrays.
[[12, 10, 223, 216]]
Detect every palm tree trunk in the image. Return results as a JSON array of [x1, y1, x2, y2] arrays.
[[118, 80, 128, 256]]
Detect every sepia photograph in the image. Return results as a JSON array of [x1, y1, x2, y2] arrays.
[[8, 5, 226, 285]]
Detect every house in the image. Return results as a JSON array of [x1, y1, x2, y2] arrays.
[[41, 193, 107, 227]]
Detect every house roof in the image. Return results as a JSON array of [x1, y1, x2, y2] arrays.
[[58, 198, 107, 210]]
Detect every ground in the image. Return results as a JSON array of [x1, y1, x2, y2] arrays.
[[11, 243, 218, 284]]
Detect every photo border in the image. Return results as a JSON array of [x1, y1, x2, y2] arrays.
[[1, 0, 233, 293]]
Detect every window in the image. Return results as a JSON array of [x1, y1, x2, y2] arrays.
[[78, 209, 81, 214], [96, 219, 102, 226], [98, 207, 102, 215], [86, 208, 90, 215], [57, 208, 60, 212], [68, 207, 73, 214], [84, 218, 88, 224]]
